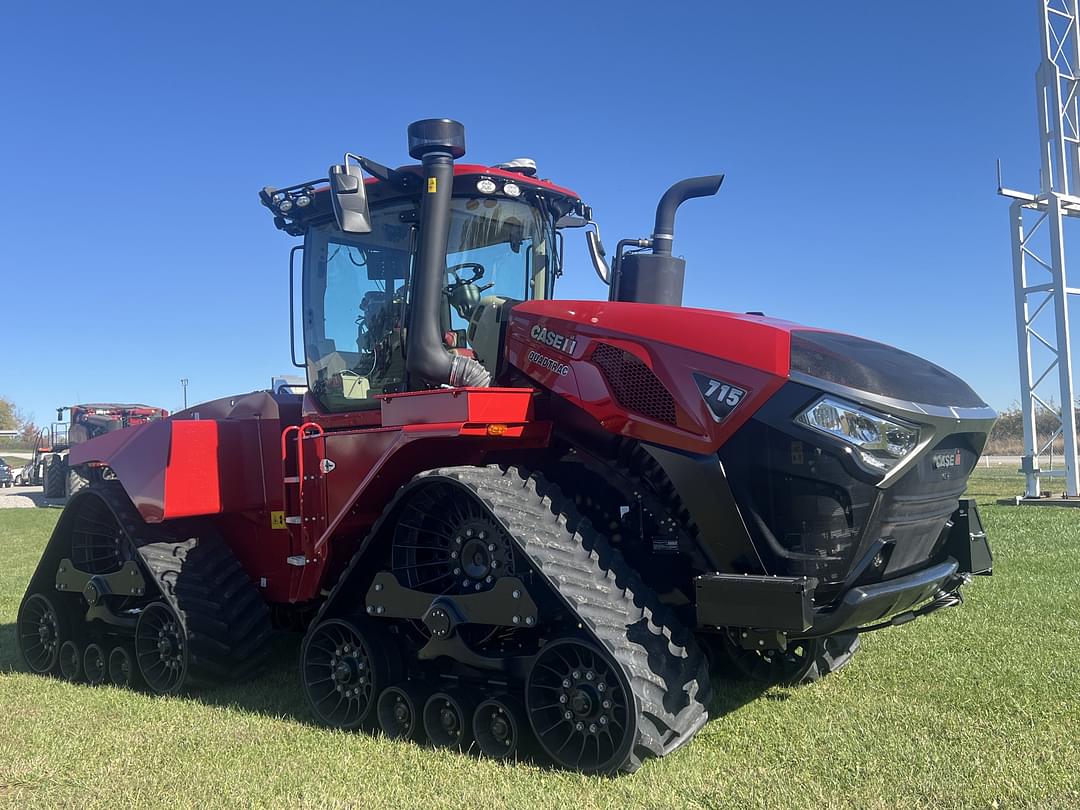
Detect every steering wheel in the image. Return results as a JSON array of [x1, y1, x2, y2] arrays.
[[445, 262, 493, 320], [445, 262, 486, 292]]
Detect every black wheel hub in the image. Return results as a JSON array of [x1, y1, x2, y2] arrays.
[[37, 616, 56, 647], [329, 644, 368, 697], [439, 706, 459, 733], [489, 714, 510, 742]]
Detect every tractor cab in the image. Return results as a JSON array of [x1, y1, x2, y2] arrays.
[[261, 131, 587, 414]]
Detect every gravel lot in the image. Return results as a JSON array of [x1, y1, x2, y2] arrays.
[[0, 484, 56, 509]]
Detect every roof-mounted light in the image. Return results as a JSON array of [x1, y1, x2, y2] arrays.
[[503, 182, 521, 198], [476, 179, 497, 194]]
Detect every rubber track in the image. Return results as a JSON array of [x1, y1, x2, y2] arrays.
[[91, 483, 273, 685], [419, 465, 712, 773]]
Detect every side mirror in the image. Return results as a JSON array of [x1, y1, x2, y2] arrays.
[[329, 162, 373, 233], [555, 214, 587, 229], [586, 228, 610, 285]]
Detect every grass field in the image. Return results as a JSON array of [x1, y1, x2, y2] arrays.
[[1, 470, 1078, 808]]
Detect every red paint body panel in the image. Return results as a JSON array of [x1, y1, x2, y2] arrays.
[[163, 421, 222, 517], [380, 387, 535, 427], [507, 301, 793, 454]]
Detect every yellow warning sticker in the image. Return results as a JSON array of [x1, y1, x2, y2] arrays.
[[427, 176, 437, 193], [270, 510, 286, 529]]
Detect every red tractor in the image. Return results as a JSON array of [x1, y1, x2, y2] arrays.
[[17, 403, 168, 497], [17, 120, 994, 773]]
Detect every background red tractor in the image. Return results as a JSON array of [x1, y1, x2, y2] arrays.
[[17, 120, 993, 773], [16, 403, 167, 497]]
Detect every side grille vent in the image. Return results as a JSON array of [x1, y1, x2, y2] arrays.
[[592, 343, 677, 425]]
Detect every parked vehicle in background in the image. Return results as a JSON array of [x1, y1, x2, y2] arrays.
[[0, 461, 13, 488]]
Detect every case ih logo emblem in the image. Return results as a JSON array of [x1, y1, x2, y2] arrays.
[[527, 350, 570, 376], [932, 450, 961, 470], [693, 373, 747, 422], [530, 324, 578, 355]]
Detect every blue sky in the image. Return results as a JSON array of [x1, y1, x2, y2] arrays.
[[0, 2, 1055, 424]]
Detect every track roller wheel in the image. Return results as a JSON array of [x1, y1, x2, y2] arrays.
[[59, 640, 82, 682], [526, 638, 635, 774], [17, 593, 67, 675], [377, 683, 426, 741], [83, 643, 107, 685], [301, 618, 390, 730], [473, 695, 530, 760], [423, 690, 475, 750], [135, 602, 189, 694], [108, 645, 140, 689]]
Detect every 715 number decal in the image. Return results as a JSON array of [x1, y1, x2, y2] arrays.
[[693, 372, 748, 422]]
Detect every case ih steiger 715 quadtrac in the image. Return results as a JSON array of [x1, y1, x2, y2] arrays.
[[18, 120, 994, 773]]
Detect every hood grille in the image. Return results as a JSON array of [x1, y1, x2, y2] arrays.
[[592, 343, 677, 425]]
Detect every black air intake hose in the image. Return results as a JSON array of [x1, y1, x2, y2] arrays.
[[404, 119, 491, 389]]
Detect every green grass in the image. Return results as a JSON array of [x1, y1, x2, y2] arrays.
[[1, 471, 1078, 809]]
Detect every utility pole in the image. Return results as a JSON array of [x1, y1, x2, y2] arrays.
[[181, 378, 189, 410], [999, 0, 1080, 498]]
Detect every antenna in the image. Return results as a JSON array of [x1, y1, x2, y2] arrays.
[[999, 0, 1080, 499]]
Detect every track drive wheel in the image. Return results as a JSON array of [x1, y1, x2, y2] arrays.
[[135, 602, 189, 694], [526, 637, 635, 773], [721, 630, 861, 685], [17, 593, 68, 675], [301, 618, 392, 730]]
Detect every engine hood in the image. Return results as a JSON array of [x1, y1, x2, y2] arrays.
[[512, 300, 987, 411]]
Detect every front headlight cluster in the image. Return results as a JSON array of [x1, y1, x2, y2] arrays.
[[796, 396, 919, 472]]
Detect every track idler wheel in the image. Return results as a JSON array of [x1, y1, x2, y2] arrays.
[[525, 638, 636, 774], [135, 602, 189, 694], [17, 593, 68, 675], [301, 618, 392, 730], [377, 683, 426, 741], [108, 644, 140, 689], [83, 643, 107, 685], [59, 640, 82, 682], [473, 695, 530, 760], [423, 690, 475, 750]]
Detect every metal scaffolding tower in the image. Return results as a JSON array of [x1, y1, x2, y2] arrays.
[[999, 0, 1080, 498]]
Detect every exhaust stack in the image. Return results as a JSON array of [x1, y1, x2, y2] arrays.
[[405, 119, 492, 389], [614, 174, 724, 307]]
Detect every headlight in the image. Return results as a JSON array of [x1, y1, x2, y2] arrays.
[[796, 396, 919, 471]]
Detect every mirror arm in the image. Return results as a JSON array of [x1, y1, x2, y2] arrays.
[[585, 223, 611, 286], [346, 153, 413, 190]]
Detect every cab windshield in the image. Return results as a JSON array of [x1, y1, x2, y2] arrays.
[[302, 195, 555, 412]]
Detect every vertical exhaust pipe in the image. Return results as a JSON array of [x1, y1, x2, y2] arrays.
[[614, 174, 724, 306], [405, 119, 491, 388]]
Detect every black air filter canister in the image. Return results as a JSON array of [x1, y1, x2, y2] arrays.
[[614, 254, 686, 307]]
